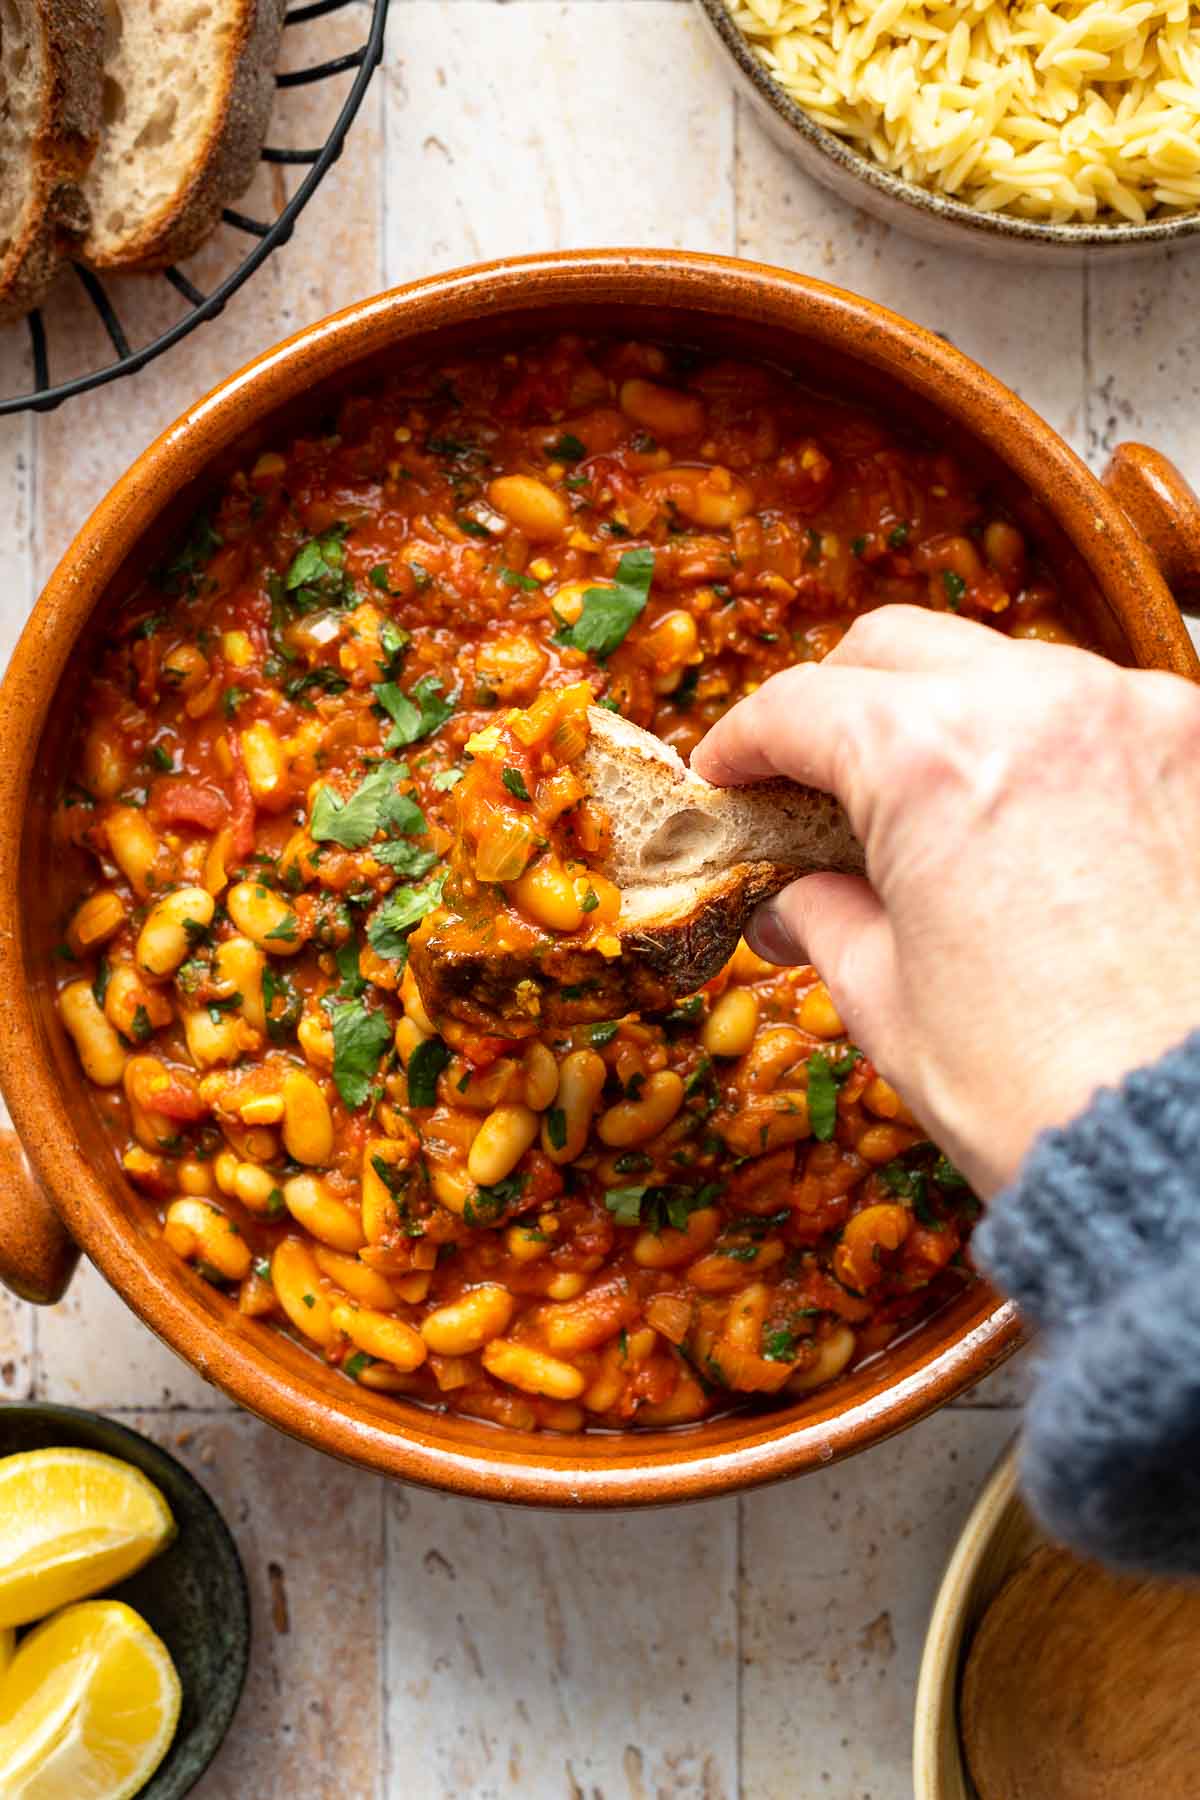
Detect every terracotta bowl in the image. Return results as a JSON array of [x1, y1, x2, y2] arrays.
[[695, 0, 1200, 264], [2, 251, 1199, 1506]]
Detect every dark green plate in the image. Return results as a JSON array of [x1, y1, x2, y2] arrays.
[[0, 1403, 250, 1797]]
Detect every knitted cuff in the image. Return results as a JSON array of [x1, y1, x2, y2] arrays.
[[976, 1029, 1200, 1331]]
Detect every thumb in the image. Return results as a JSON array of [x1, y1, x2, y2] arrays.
[[747, 874, 897, 1053]]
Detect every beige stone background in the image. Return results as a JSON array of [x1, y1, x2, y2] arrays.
[[1, 1, 1196, 1794]]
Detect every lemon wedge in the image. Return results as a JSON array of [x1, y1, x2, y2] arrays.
[[0, 1449, 175, 1630], [0, 1600, 181, 1799]]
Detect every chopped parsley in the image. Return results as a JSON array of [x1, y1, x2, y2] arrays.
[[942, 569, 966, 608], [406, 1035, 451, 1108], [552, 547, 654, 660], [888, 522, 911, 549], [463, 1173, 527, 1227], [545, 1106, 567, 1150], [500, 566, 539, 592], [806, 1047, 861, 1142], [369, 565, 392, 590], [335, 940, 366, 998], [310, 761, 426, 849], [148, 744, 175, 773], [222, 686, 248, 720], [547, 432, 586, 463], [366, 872, 446, 960], [283, 666, 350, 703], [374, 673, 455, 749], [604, 1181, 722, 1233], [329, 1000, 393, 1108], [285, 524, 355, 612]]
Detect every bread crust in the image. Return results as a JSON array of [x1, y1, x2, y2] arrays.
[[408, 861, 801, 1037], [82, 0, 287, 271], [0, 0, 104, 322]]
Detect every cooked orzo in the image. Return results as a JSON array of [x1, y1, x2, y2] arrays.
[[723, 0, 1200, 224]]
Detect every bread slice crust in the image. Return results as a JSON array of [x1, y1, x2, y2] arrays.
[[0, 0, 104, 320], [81, 0, 287, 271]]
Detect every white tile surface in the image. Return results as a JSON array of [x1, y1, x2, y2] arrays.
[[2, 0, 1184, 1793], [382, 1489, 738, 1798], [383, 3, 736, 282]]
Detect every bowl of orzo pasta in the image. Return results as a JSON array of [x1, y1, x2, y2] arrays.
[[699, 0, 1200, 257], [0, 251, 1197, 1508]]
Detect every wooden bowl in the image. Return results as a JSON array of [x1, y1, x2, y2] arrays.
[[1, 251, 1198, 1505], [913, 1444, 1038, 1799]]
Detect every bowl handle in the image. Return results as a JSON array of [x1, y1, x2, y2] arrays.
[[1104, 444, 1200, 616], [0, 1128, 79, 1304]]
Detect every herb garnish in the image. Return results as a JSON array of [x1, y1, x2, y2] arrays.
[[552, 548, 654, 660]]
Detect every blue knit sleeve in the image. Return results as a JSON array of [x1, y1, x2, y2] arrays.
[[975, 1030, 1200, 1576]]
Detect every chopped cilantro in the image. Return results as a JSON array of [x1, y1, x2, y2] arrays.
[[148, 744, 175, 773], [344, 1351, 373, 1380], [431, 766, 465, 793], [588, 1020, 620, 1046], [580, 886, 599, 914], [943, 569, 966, 608], [851, 534, 868, 557], [374, 673, 455, 749], [369, 564, 392, 590], [762, 1327, 797, 1363], [501, 766, 531, 802], [552, 548, 654, 660], [222, 686, 248, 720], [159, 513, 222, 596], [888, 522, 911, 549], [500, 566, 539, 591], [329, 1000, 393, 1108], [806, 1050, 842, 1142]]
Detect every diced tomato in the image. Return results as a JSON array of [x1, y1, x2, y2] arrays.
[[150, 779, 228, 833]]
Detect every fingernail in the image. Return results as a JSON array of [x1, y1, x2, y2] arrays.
[[746, 901, 799, 966]]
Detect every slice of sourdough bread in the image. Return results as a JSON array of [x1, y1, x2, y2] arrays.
[[408, 707, 864, 1035], [576, 703, 864, 996], [80, 0, 287, 271], [0, 0, 104, 320]]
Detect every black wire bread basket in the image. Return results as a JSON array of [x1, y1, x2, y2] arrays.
[[0, 0, 389, 418]]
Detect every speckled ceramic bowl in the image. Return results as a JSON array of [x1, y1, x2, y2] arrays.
[[695, 0, 1200, 264], [0, 1405, 250, 1798], [1, 251, 1199, 1507]]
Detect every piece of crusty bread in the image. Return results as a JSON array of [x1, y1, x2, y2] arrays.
[[409, 707, 864, 1035], [80, 0, 286, 271], [0, 0, 104, 321]]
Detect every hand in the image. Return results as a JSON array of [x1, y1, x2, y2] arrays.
[[691, 606, 1200, 1196]]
